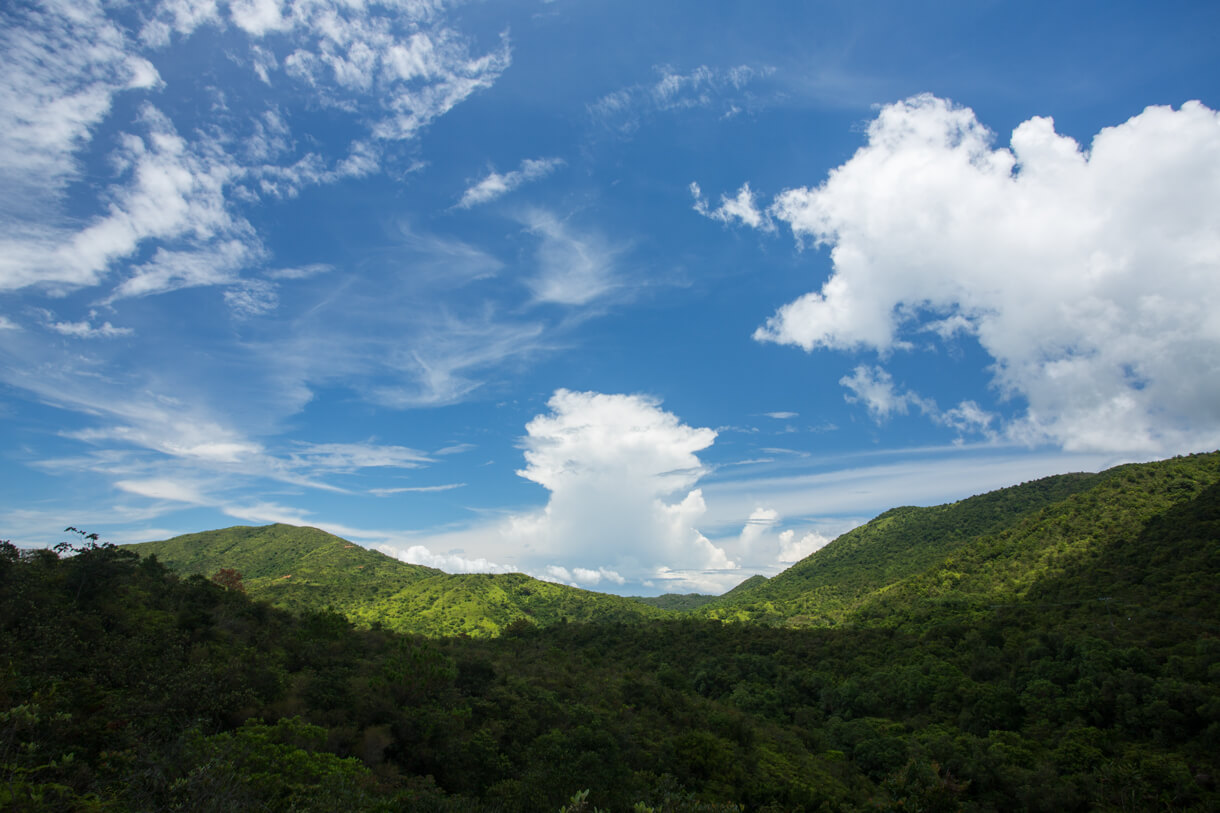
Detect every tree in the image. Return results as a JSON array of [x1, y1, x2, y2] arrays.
[[211, 568, 246, 593]]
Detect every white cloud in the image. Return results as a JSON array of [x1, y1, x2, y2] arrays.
[[522, 210, 620, 306], [777, 528, 832, 563], [434, 442, 476, 456], [266, 262, 332, 280], [839, 364, 932, 422], [747, 95, 1220, 454], [0, 0, 160, 223], [591, 64, 774, 134], [571, 566, 625, 587], [737, 506, 779, 560], [4, 103, 259, 297], [368, 314, 547, 407], [1, 0, 509, 297], [381, 543, 518, 575], [690, 182, 772, 230], [698, 448, 1129, 530], [936, 400, 998, 441], [370, 483, 465, 496], [503, 389, 733, 581], [48, 319, 133, 339], [139, 0, 222, 45], [140, 0, 510, 139], [115, 477, 208, 504], [225, 278, 279, 317], [764, 411, 798, 420], [542, 564, 573, 583], [719, 506, 836, 570], [222, 500, 312, 526], [458, 157, 564, 208], [289, 441, 433, 471], [67, 422, 262, 464]]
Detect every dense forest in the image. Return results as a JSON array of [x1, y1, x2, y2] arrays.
[[3, 452, 1218, 810]]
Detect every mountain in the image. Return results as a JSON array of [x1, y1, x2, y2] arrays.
[[123, 523, 671, 637], [702, 451, 1220, 629]]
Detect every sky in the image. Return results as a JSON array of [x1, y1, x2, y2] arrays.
[[2, 0, 1218, 595]]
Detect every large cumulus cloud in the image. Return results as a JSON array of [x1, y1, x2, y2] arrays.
[[717, 95, 1220, 453], [506, 389, 736, 590]]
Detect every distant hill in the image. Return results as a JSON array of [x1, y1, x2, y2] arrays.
[[630, 591, 718, 611], [124, 524, 672, 636], [701, 452, 1220, 629]]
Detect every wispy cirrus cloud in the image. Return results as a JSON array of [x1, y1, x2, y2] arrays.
[[288, 441, 433, 472], [457, 157, 564, 208], [1, 0, 509, 300], [0, 0, 530, 538], [521, 210, 622, 306], [0, 0, 160, 222], [589, 64, 774, 134], [370, 483, 465, 496]]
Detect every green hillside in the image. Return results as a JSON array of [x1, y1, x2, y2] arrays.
[[703, 452, 1220, 628], [348, 571, 675, 636], [122, 524, 440, 616], [847, 453, 1220, 629], [124, 524, 671, 637]]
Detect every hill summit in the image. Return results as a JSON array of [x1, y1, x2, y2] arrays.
[[124, 524, 670, 636]]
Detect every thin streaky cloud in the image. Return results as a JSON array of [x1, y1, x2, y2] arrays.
[[457, 157, 564, 208], [370, 483, 467, 496]]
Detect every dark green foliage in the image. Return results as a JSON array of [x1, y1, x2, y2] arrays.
[[3, 452, 1218, 810]]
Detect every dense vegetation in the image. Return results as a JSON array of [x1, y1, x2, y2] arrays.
[[3, 452, 1218, 810], [124, 525, 670, 637]]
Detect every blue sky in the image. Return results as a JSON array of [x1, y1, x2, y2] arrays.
[[2, 0, 1218, 595]]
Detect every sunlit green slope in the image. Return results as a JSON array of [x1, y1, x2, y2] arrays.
[[123, 524, 440, 616], [703, 452, 1220, 627], [349, 571, 674, 636], [124, 523, 672, 636]]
